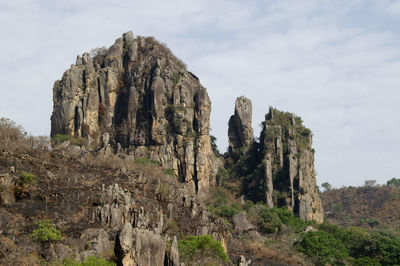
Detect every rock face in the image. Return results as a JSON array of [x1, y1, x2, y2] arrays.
[[227, 99, 323, 223], [260, 107, 323, 223], [51, 31, 216, 194], [228, 96, 253, 155]]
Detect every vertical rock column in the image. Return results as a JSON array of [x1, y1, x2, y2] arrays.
[[228, 96, 253, 155], [261, 107, 323, 223]]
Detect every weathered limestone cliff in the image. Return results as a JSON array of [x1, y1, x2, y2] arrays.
[[51, 31, 217, 194], [227, 98, 323, 223], [260, 107, 323, 223], [228, 96, 253, 155]]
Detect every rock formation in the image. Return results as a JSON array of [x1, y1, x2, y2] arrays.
[[227, 98, 323, 223], [51, 31, 217, 194], [260, 107, 323, 223], [228, 96, 253, 155]]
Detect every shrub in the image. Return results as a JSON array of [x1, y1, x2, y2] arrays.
[[158, 183, 170, 202], [164, 168, 174, 175], [374, 235, 400, 265], [52, 134, 86, 146], [19, 172, 36, 185], [216, 167, 229, 186], [215, 204, 241, 218], [134, 157, 158, 165], [270, 207, 308, 232], [350, 257, 381, 266], [30, 220, 62, 243], [178, 235, 227, 265], [63, 256, 116, 266], [296, 231, 348, 265], [248, 204, 282, 234]]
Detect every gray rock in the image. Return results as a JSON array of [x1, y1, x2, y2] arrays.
[[238, 255, 251, 266], [54, 243, 72, 260], [233, 212, 255, 233], [170, 236, 179, 266], [0, 174, 15, 205], [117, 225, 166, 266], [50, 32, 220, 196], [260, 107, 324, 223], [228, 96, 253, 154]]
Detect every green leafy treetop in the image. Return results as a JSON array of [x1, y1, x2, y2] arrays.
[[178, 235, 228, 265], [30, 219, 62, 243]]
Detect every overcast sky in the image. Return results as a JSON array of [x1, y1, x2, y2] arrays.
[[1, 0, 399, 188]]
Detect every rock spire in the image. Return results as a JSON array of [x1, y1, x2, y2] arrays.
[[228, 96, 253, 155]]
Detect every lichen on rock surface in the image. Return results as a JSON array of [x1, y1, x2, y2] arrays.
[[51, 31, 218, 195]]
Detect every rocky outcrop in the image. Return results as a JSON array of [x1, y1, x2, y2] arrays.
[[260, 107, 323, 223], [116, 223, 166, 266], [228, 96, 253, 155], [51, 31, 217, 194], [0, 174, 15, 205]]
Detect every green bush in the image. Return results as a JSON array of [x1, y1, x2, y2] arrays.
[[30, 220, 62, 243], [350, 257, 381, 266], [214, 204, 241, 218], [52, 134, 86, 146], [134, 157, 158, 165], [178, 235, 227, 264], [386, 178, 400, 187], [270, 207, 308, 232], [248, 204, 282, 234], [374, 235, 400, 265], [296, 231, 348, 265], [164, 168, 174, 175], [19, 172, 36, 185], [63, 256, 116, 266], [207, 187, 243, 218]]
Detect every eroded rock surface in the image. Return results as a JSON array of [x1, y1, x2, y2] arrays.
[[260, 107, 323, 223], [228, 96, 253, 155], [51, 31, 217, 194]]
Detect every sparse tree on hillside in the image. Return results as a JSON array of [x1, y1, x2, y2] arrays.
[[387, 178, 400, 187], [321, 182, 332, 192]]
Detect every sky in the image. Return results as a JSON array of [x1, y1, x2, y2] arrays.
[[0, 0, 399, 188]]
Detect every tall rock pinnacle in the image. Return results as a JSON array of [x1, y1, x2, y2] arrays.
[[51, 31, 217, 195], [260, 107, 324, 222], [228, 96, 253, 155]]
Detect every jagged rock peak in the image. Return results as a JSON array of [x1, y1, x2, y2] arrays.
[[228, 96, 253, 155], [51, 31, 219, 194], [261, 107, 323, 223]]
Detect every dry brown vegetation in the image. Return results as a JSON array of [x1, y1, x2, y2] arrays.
[[322, 186, 400, 230], [0, 118, 51, 160]]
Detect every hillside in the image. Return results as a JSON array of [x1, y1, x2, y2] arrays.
[[2, 31, 400, 266], [322, 185, 400, 230]]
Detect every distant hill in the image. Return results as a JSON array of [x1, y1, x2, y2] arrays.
[[322, 185, 400, 230]]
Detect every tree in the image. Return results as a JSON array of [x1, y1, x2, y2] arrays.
[[386, 178, 400, 187], [296, 231, 348, 265], [30, 220, 62, 243], [321, 182, 332, 192]]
